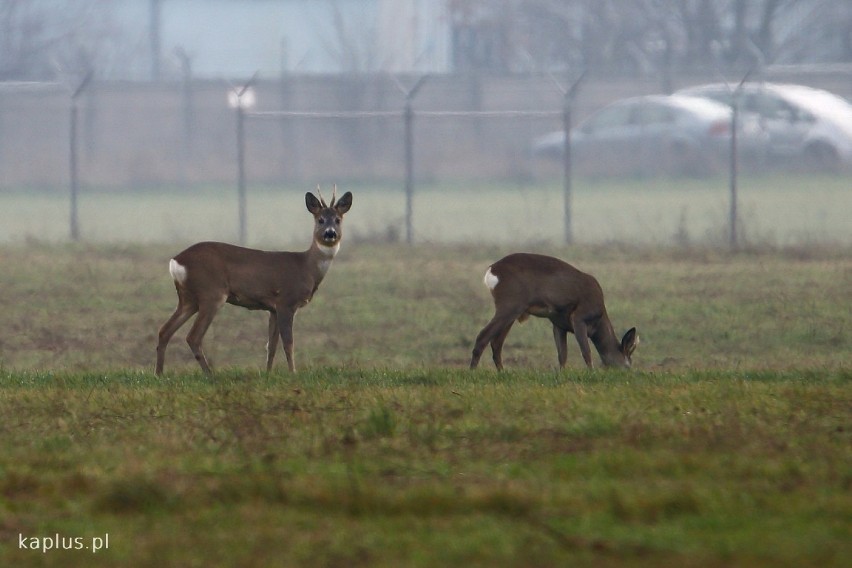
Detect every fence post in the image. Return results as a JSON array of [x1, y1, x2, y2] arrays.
[[552, 71, 585, 245], [728, 94, 739, 249], [175, 47, 193, 182], [237, 103, 246, 244], [727, 71, 751, 250], [70, 95, 79, 241], [230, 74, 258, 245], [69, 72, 92, 242], [396, 75, 428, 245], [149, 0, 162, 81], [404, 100, 414, 244]]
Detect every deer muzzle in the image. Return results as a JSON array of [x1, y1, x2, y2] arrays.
[[322, 228, 338, 242]]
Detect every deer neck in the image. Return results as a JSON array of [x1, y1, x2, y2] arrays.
[[307, 239, 340, 282], [590, 316, 622, 367]]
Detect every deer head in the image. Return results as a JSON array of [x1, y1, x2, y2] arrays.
[[306, 185, 353, 249]]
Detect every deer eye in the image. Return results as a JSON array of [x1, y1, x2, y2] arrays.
[[317, 218, 325, 225], [335, 218, 341, 225]]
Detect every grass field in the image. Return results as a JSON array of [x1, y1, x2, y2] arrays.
[[0, 242, 850, 566], [1, 174, 850, 246]]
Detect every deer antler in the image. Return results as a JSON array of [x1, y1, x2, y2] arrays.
[[330, 184, 338, 207], [316, 184, 328, 208]]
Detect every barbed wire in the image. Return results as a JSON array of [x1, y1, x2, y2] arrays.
[[0, 81, 63, 92], [246, 109, 563, 120]]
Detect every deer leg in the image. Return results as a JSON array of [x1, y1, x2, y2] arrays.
[[266, 311, 279, 372], [276, 309, 296, 372], [185, 299, 223, 375], [471, 309, 521, 369], [155, 301, 197, 375], [552, 324, 569, 369], [490, 322, 514, 371], [570, 314, 594, 369]]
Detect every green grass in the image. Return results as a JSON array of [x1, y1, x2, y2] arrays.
[[0, 241, 848, 372], [1, 370, 850, 566], [0, 242, 850, 566], [1, 174, 851, 245]]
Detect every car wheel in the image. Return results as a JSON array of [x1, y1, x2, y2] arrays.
[[801, 142, 840, 173]]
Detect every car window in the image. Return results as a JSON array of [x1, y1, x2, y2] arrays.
[[695, 90, 730, 107], [635, 103, 675, 125], [693, 89, 759, 113], [744, 92, 797, 120], [583, 104, 633, 132], [745, 92, 814, 122]]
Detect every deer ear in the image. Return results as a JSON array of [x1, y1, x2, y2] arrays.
[[334, 191, 353, 215], [305, 192, 323, 214], [621, 327, 638, 358]]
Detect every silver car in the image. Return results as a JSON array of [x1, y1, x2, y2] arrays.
[[677, 82, 852, 172], [532, 94, 743, 177]]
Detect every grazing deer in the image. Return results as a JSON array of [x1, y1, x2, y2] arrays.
[[470, 253, 637, 371], [155, 187, 353, 375]]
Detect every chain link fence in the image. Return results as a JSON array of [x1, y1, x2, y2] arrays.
[[1, 71, 851, 247]]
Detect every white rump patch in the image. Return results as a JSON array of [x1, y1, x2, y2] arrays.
[[169, 259, 188, 284], [483, 267, 499, 290]]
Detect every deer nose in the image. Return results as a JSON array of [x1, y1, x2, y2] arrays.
[[323, 228, 337, 241]]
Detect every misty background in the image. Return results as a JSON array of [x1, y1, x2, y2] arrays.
[[1, 0, 850, 245]]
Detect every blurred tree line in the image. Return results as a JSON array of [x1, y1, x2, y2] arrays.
[[0, 0, 117, 81], [449, 0, 852, 76], [2, 0, 851, 82]]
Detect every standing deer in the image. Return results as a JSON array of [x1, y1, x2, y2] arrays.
[[470, 253, 637, 371], [155, 187, 353, 375]]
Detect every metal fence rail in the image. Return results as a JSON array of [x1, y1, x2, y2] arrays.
[[8, 71, 851, 246], [242, 107, 567, 245]]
